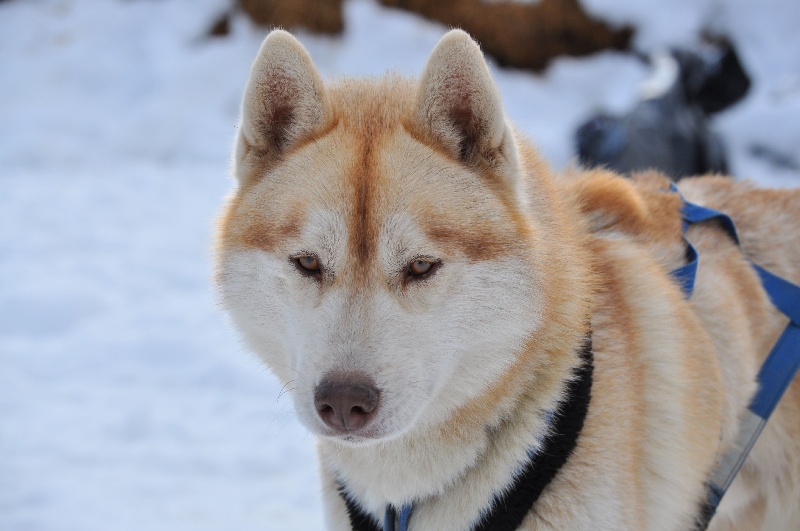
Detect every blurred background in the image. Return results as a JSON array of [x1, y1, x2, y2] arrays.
[[1, 1, 798, 529]]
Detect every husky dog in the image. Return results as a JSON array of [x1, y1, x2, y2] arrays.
[[215, 30, 800, 530]]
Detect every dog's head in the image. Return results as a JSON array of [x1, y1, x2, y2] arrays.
[[216, 31, 580, 445]]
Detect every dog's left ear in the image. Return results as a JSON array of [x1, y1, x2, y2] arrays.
[[416, 30, 518, 179]]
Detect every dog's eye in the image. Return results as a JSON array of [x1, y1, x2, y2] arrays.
[[292, 254, 322, 279], [405, 258, 441, 282]]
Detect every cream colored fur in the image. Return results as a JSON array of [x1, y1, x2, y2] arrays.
[[215, 30, 800, 530]]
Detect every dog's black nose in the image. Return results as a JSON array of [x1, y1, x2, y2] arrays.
[[314, 374, 380, 432]]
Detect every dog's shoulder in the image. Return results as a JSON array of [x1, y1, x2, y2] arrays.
[[561, 168, 686, 272]]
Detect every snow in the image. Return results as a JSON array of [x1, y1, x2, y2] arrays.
[[1, 1, 798, 529]]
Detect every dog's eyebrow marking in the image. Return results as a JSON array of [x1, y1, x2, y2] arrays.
[[220, 193, 305, 253], [241, 220, 300, 251], [423, 223, 516, 262]]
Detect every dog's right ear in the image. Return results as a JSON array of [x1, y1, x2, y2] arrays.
[[235, 30, 329, 185]]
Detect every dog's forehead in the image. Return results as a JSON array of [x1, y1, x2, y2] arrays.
[[287, 126, 524, 264], [374, 132, 524, 260], [223, 78, 524, 262], [226, 136, 523, 264]]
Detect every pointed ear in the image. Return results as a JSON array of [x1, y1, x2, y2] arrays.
[[235, 30, 329, 184], [415, 30, 517, 173]]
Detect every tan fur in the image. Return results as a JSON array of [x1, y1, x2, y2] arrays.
[[215, 30, 800, 530]]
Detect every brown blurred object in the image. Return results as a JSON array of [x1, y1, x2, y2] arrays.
[[208, 12, 231, 37], [239, 0, 344, 34], [380, 0, 633, 71]]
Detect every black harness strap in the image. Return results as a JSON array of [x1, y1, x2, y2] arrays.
[[339, 484, 381, 531], [338, 335, 593, 531], [474, 336, 593, 530]]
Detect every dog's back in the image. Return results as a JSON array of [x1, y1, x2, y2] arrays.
[[678, 177, 800, 529], [567, 170, 800, 529]]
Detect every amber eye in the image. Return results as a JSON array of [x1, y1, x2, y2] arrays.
[[292, 254, 322, 278], [405, 258, 441, 282]]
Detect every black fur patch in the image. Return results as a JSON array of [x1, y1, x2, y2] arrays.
[[339, 484, 381, 531]]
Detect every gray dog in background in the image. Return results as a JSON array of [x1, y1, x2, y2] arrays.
[[576, 38, 750, 180]]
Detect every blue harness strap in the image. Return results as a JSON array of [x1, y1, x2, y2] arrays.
[[669, 187, 800, 529], [670, 183, 740, 298], [749, 265, 800, 419], [383, 504, 413, 531]]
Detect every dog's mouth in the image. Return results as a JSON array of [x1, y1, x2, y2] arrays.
[[309, 399, 427, 446], [308, 406, 406, 445], [320, 425, 385, 445]]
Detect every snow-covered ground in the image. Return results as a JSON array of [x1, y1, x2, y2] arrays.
[[1, 1, 798, 529]]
